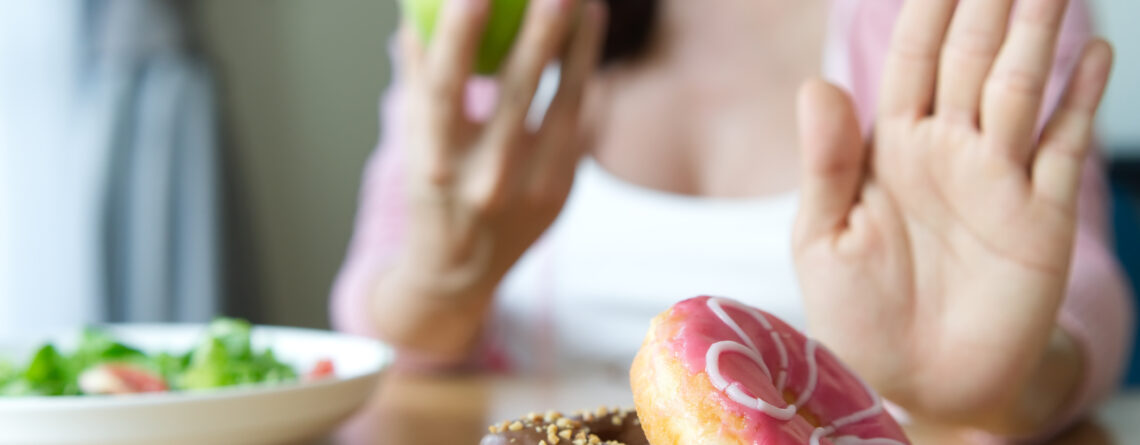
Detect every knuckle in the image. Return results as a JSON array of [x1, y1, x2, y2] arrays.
[[471, 190, 507, 217], [426, 106, 459, 132], [1016, 0, 1064, 28], [412, 90, 462, 132], [1047, 141, 1086, 161], [944, 27, 1002, 62], [425, 72, 463, 104], [1045, 126, 1091, 157], [989, 67, 1046, 96], [499, 81, 535, 114], [464, 175, 510, 217], [429, 161, 457, 187]]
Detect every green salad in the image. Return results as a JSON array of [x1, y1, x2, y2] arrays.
[[0, 319, 324, 397]]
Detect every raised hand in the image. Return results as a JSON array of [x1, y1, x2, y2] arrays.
[[377, 0, 606, 357], [792, 0, 1113, 433]]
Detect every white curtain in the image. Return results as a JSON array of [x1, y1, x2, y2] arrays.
[[0, 0, 220, 339]]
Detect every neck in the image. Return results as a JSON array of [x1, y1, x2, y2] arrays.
[[639, 0, 829, 77]]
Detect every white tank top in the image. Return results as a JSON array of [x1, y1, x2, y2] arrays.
[[493, 157, 804, 376]]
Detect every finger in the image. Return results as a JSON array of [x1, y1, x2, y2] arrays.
[[1032, 40, 1113, 208], [935, 0, 1015, 124], [795, 79, 867, 243], [981, 0, 1070, 163], [467, 0, 577, 211], [402, 23, 457, 185], [485, 0, 577, 145], [422, 0, 490, 131], [399, 24, 428, 85], [531, 1, 606, 190], [879, 0, 957, 118]]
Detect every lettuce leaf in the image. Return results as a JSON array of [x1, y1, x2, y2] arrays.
[[206, 318, 252, 361], [178, 338, 234, 390], [1, 319, 301, 397], [0, 359, 17, 386], [23, 344, 75, 396], [73, 328, 146, 371]]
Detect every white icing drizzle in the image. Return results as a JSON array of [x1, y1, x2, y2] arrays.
[[707, 341, 772, 383], [702, 298, 906, 445], [707, 298, 760, 351], [706, 341, 794, 419], [794, 340, 819, 407], [809, 427, 833, 445], [771, 331, 789, 392]]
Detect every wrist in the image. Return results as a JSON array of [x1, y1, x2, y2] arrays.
[[388, 258, 501, 305], [369, 258, 502, 362], [993, 325, 1083, 435], [900, 325, 1083, 437]]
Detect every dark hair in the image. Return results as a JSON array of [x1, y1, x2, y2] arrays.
[[600, 0, 659, 65]]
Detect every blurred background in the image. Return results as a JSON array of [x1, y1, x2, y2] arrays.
[[0, 0, 1136, 384]]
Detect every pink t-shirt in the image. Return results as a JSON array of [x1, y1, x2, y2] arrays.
[[332, 1, 1134, 441]]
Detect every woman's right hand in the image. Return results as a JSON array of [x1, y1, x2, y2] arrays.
[[377, 0, 607, 360]]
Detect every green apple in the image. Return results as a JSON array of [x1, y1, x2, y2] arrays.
[[403, 0, 530, 75]]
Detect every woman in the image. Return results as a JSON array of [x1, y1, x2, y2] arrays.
[[333, 0, 1133, 440]]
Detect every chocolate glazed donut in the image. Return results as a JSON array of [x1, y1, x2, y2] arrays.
[[481, 407, 648, 445]]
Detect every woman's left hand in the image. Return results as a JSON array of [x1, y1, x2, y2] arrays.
[[792, 0, 1113, 433]]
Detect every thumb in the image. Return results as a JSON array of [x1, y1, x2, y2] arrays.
[[795, 79, 867, 243]]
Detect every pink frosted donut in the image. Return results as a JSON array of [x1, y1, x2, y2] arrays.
[[631, 296, 910, 444]]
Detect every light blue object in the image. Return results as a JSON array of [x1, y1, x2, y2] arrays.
[[1093, 0, 1140, 155], [0, 0, 221, 336]]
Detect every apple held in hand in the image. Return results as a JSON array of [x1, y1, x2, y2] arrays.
[[403, 0, 530, 75]]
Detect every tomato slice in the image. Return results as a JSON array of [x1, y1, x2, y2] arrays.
[[106, 364, 169, 393], [80, 364, 168, 394], [305, 359, 335, 381]]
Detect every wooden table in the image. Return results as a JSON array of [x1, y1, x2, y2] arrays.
[[322, 372, 1140, 444]]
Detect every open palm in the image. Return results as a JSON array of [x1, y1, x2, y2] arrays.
[[792, 0, 1113, 429]]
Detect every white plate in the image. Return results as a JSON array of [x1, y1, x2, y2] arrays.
[[0, 324, 393, 445]]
